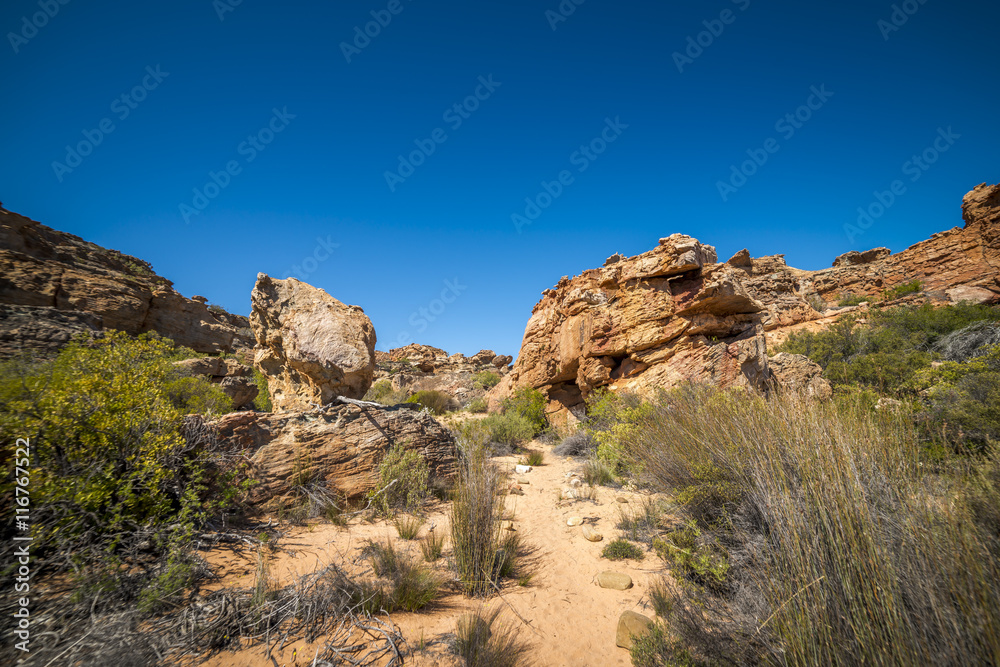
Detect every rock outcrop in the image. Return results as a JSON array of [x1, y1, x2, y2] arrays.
[[767, 352, 832, 400], [0, 208, 252, 358], [208, 402, 457, 506], [489, 234, 771, 431], [374, 343, 513, 406], [735, 182, 1000, 344], [250, 274, 376, 411]]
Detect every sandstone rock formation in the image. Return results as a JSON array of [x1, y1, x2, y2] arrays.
[[735, 182, 1000, 345], [250, 274, 376, 411], [489, 234, 771, 431], [0, 208, 252, 358], [208, 402, 456, 506], [767, 352, 832, 400], [374, 343, 513, 406], [172, 357, 259, 409]]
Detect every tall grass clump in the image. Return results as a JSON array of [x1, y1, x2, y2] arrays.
[[617, 384, 1000, 666], [455, 606, 532, 667], [450, 430, 507, 596]]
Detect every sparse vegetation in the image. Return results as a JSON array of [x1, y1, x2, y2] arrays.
[[362, 540, 443, 612], [473, 370, 501, 389], [251, 367, 272, 411], [554, 428, 596, 458], [467, 396, 488, 413], [880, 278, 922, 301], [837, 292, 868, 307], [369, 443, 430, 517], [522, 449, 544, 467], [455, 606, 532, 667], [406, 389, 458, 414], [394, 514, 423, 540], [420, 530, 446, 561], [364, 378, 410, 405], [630, 623, 698, 667]]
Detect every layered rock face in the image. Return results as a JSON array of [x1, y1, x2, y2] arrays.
[[737, 182, 1000, 342], [0, 208, 252, 357], [374, 343, 513, 406], [250, 274, 376, 411], [489, 234, 771, 430], [208, 402, 457, 506]]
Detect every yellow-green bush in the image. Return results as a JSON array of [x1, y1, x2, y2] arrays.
[[500, 386, 547, 434]]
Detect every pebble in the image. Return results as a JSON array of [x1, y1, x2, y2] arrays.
[[515, 464, 532, 474], [616, 611, 653, 649], [567, 516, 583, 526], [616, 497, 629, 503], [582, 526, 603, 542]]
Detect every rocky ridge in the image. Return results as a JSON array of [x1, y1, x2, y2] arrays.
[[374, 343, 513, 406], [0, 207, 253, 358]]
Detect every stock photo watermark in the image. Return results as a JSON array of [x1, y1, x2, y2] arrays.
[[511, 116, 628, 233], [877, 0, 929, 41], [843, 126, 959, 244], [51, 65, 169, 183], [179, 107, 295, 224], [213, 0, 243, 21], [384, 75, 501, 192], [387, 279, 468, 349], [716, 84, 833, 202], [7, 0, 71, 54], [341, 0, 414, 63], [286, 235, 340, 282], [672, 0, 751, 73], [11, 438, 32, 653], [545, 0, 586, 31]]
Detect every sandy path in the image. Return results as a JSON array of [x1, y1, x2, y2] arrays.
[[194, 439, 671, 667]]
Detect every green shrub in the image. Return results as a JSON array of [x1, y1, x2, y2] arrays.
[[630, 624, 698, 667], [406, 389, 457, 414], [582, 457, 614, 486], [369, 443, 429, 516], [364, 379, 410, 405], [363, 540, 443, 612], [522, 450, 544, 467], [252, 367, 272, 411], [164, 375, 232, 416], [0, 331, 246, 603], [601, 538, 644, 561], [881, 279, 922, 301], [837, 293, 868, 307], [473, 370, 501, 389], [654, 521, 729, 593], [467, 396, 488, 413], [501, 386, 548, 434], [481, 413, 535, 450], [421, 530, 446, 561]]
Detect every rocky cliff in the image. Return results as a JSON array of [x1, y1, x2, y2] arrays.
[[0, 208, 253, 357], [490, 182, 999, 430]]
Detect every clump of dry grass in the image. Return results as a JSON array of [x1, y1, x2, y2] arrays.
[[455, 606, 532, 667], [393, 514, 423, 540], [618, 384, 1000, 665]]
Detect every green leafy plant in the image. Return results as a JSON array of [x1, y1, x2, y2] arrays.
[[601, 538, 644, 561], [473, 370, 501, 389], [467, 396, 488, 413], [501, 386, 548, 434], [252, 368, 272, 411]]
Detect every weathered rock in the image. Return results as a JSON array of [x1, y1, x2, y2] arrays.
[[250, 274, 376, 411], [208, 402, 457, 506], [487, 234, 769, 431], [616, 611, 654, 649], [0, 304, 101, 358], [582, 526, 603, 542], [597, 571, 633, 590], [172, 356, 258, 409], [0, 208, 252, 358], [567, 516, 583, 526], [832, 247, 891, 268], [217, 376, 259, 409], [375, 344, 513, 407], [768, 352, 832, 400], [746, 183, 1000, 344]]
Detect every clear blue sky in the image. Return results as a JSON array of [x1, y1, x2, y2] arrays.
[[2, 0, 998, 357]]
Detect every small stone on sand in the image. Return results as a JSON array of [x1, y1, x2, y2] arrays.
[[582, 526, 603, 542], [567, 516, 583, 526], [597, 571, 633, 590]]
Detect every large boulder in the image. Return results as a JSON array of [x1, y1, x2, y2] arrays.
[[250, 274, 376, 411], [208, 402, 457, 506], [488, 234, 770, 431]]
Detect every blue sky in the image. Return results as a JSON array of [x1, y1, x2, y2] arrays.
[[2, 0, 998, 357]]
